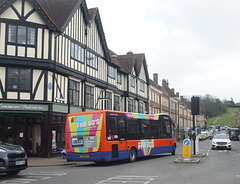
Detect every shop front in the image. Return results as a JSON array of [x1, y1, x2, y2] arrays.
[[0, 103, 81, 157], [0, 115, 43, 156], [0, 103, 49, 157]]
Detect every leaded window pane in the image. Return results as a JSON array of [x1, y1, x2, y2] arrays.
[[8, 25, 16, 43], [7, 68, 18, 89], [7, 68, 31, 91], [19, 69, 31, 90], [27, 27, 35, 45], [69, 80, 80, 105], [71, 42, 75, 58], [17, 26, 26, 44], [85, 85, 94, 108]]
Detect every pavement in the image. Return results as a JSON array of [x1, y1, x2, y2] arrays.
[[27, 146, 210, 167], [28, 155, 78, 167]]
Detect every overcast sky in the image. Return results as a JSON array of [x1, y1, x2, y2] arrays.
[[87, 0, 240, 102]]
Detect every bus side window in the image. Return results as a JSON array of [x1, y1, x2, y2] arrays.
[[165, 121, 172, 138], [159, 119, 166, 138], [117, 119, 126, 140], [107, 117, 118, 141], [140, 120, 150, 139], [149, 120, 160, 139], [126, 119, 139, 140]]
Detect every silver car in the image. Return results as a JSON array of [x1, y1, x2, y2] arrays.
[[0, 141, 28, 175], [211, 134, 231, 150]]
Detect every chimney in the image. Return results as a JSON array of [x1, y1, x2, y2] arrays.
[[153, 73, 158, 84], [171, 88, 175, 94], [180, 96, 184, 102], [127, 51, 133, 54], [166, 79, 169, 88], [176, 92, 179, 97], [162, 79, 167, 88]]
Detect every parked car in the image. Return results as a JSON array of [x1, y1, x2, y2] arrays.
[[201, 131, 208, 139], [0, 141, 28, 175], [197, 134, 203, 141], [211, 134, 232, 150], [209, 132, 214, 140]]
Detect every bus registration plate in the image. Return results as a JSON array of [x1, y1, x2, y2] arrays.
[[80, 155, 89, 158]]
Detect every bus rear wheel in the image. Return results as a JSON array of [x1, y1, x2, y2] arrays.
[[129, 148, 137, 162]]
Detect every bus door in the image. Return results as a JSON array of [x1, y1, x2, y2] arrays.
[[106, 114, 127, 159], [117, 118, 127, 158], [160, 116, 173, 148]]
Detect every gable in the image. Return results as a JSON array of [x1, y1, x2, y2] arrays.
[[0, 0, 89, 32], [36, 0, 86, 31], [139, 63, 147, 82], [0, 0, 46, 26], [131, 67, 136, 76], [88, 8, 110, 63]]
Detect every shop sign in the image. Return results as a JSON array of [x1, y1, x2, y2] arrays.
[[0, 103, 48, 111]]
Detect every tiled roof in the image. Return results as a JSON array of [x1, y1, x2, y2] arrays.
[[0, 0, 7, 6], [117, 54, 136, 74], [150, 79, 159, 89], [36, 0, 81, 30], [88, 7, 98, 21]]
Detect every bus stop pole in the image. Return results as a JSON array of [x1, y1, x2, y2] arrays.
[[193, 115, 196, 155]]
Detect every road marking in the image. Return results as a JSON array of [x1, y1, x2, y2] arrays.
[[23, 172, 67, 176], [0, 178, 37, 183], [0, 172, 67, 184], [96, 175, 158, 184], [206, 146, 211, 156]]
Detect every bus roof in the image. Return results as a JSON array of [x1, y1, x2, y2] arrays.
[[67, 110, 171, 119]]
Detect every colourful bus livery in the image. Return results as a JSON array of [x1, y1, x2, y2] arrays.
[[65, 110, 176, 163]]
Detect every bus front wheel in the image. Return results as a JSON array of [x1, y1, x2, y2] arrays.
[[129, 148, 137, 162]]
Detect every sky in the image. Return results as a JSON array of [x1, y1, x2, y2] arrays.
[[87, 0, 240, 102]]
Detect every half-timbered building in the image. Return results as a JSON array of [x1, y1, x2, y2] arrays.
[[0, 0, 150, 157]]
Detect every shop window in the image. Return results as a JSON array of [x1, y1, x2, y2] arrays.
[[52, 116, 66, 152], [28, 124, 41, 154]]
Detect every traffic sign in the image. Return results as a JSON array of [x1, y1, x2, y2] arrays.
[[183, 139, 190, 146], [183, 139, 191, 159]]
